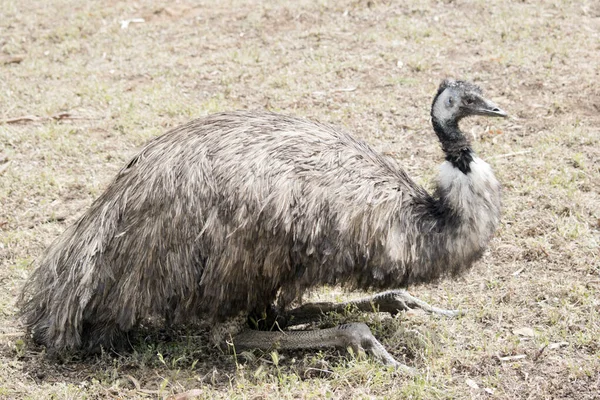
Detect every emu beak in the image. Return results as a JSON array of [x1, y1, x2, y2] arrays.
[[470, 96, 508, 118]]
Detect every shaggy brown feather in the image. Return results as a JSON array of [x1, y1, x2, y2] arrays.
[[19, 81, 503, 352]]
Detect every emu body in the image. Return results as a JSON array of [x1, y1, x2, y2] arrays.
[[20, 80, 505, 365]]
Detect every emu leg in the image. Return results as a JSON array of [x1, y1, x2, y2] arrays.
[[286, 289, 462, 326], [232, 322, 414, 373]]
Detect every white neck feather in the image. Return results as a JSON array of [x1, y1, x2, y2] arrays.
[[438, 156, 501, 254]]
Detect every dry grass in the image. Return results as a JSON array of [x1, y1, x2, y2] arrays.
[[1, 0, 599, 398]]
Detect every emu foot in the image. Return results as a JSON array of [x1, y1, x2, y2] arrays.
[[366, 290, 463, 318], [285, 289, 463, 326], [232, 322, 415, 374]]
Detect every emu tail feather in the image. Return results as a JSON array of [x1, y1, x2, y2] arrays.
[[19, 197, 127, 352]]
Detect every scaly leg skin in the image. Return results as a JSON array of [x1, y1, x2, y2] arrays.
[[232, 322, 416, 374], [285, 289, 463, 326], [217, 290, 461, 371]]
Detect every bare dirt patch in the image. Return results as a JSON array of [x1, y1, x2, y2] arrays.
[[1, 0, 599, 398]]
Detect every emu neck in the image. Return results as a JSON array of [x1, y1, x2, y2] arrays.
[[384, 154, 502, 287], [432, 117, 473, 174]]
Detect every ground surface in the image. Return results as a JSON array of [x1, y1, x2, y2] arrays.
[[1, 0, 599, 398]]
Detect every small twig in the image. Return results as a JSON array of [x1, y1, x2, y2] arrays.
[[489, 150, 532, 159], [497, 354, 527, 362], [49, 112, 100, 121], [331, 86, 358, 93], [45, 215, 67, 223], [0, 332, 25, 338], [302, 367, 335, 378], [1, 55, 25, 65], [28, 214, 68, 229], [533, 344, 547, 361], [0, 112, 100, 125], [0, 115, 38, 124], [0, 161, 10, 176]]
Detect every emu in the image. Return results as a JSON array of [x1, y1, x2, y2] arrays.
[[20, 79, 506, 369]]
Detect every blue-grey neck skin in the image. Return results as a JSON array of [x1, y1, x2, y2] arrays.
[[429, 80, 478, 175]]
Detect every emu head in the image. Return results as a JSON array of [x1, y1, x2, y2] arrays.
[[431, 80, 507, 129]]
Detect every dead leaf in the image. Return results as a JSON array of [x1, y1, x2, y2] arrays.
[[548, 341, 569, 350], [126, 375, 159, 395], [126, 375, 141, 390], [120, 18, 145, 29], [466, 378, 479, 389], [513, 327, 535, 337], [484, 388, 495, 395], [167, 389, 204, 400]]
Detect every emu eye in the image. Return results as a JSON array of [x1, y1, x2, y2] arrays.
[[446, 96, 453, 106], [465, 98, 474, 105]]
